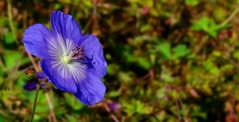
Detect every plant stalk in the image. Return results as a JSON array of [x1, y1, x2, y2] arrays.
[[30, 84, 40, 122]]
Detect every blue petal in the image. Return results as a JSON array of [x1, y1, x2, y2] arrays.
[[40, 59, 78, 93], [80, 35, 107, 78], [23, 81, 37, 91], [50, 10, 82, 43], [74, 73, 106, 106], [37, 72, 46, 80], [23, 24, 51, 58]]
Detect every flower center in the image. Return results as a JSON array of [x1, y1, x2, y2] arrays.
[[60, 56, 71, 64], [59, 47, 85, 65]]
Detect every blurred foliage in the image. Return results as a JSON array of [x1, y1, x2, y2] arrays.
[[1, 0, 239, 122]]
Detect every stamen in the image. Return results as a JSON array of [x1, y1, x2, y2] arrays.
[[67, 47, 95, 70], [72, 47, 84, 59], [81, 55, 95, 69]]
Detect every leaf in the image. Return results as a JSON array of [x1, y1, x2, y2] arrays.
[[192, 17, 210, 31], [108, 91, 120, 97], [107, 64, 119, 75], [158, 42, 171, 60], [203, 59, 219, 75], [233, 50, 239, 60], [140, 24, 152, 33], [4, 32, 16, 44], [0, 17, 8, 27], [0, 115, 4, 122], [66, 115, 78, 122], [3, 50, 22, 69], [64, 94, 84, 110], [118, 72, 133, 83], [192, 17, 221, 37], [16, 72, 27, 89], [54, 3, 62, 10], [137, 57, 151, 70], [172, 44, 190, 59], [185, 0, 199, 6], [36, 92, 49, 113], [161, 66, 175, 83], [123, 100, 146, 116], [122, 46, 135, 63]]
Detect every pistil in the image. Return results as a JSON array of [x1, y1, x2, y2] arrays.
[[60, 56, 71, 64]]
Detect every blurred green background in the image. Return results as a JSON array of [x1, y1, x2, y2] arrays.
[[1, 0, 239, 121]]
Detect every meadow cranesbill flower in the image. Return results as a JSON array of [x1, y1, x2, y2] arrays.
[[23, 10, 107, 106]]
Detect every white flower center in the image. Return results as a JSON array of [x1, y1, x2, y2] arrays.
[[60, 56, 71, 64]]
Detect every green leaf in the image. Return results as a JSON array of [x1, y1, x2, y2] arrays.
[[3, 50, 22, 69], [108, 91, 120, 97], [158, 42, 171, 60], [36, 92, 49, 113], [161, 67, 175, 83], [19, 57, 31, 67], [16, 72, 27, 89], [54, 3, 62, 10], [140, 24, 152, 33], [66, 115, 78, 122], [123, 46, 135, 63], [221, 64, 234, 72], [185, 0, 199, 6], [233, 50, 239, 60], [212, 50, 222, 57], [0, 65, 4, 77], [107, 64, 119, 75], [192, 17, 210, 31], [118, 72, 133, 83], [203, 59, 219, 75], [172, 44, 190, 59], [123, 100, 146, 116], [4, 32, 16, 44], [0, 17, 8, 27], [64, 94, 84, 110], [192, 17, 221, 37], [137, 57, 151, 70], [0, 115, 4, 122]]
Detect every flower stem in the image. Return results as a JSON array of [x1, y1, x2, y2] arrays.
[[7, 0, 18, 45], [30, 84, 40, 122], [219, 5, 239, 27]]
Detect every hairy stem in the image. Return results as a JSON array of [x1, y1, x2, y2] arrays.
[[103, 102, 120, 122], [45, 91, 57, 122], [30, 84, 40, 122], [26, 52, 57, 122]]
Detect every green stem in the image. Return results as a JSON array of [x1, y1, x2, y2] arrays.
[[7, 0, 18, 44], [30, 84, 40, 122], [219, 5, 239, 27]]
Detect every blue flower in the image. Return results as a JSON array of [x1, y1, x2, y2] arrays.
[[23, 10, 107, 106]]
